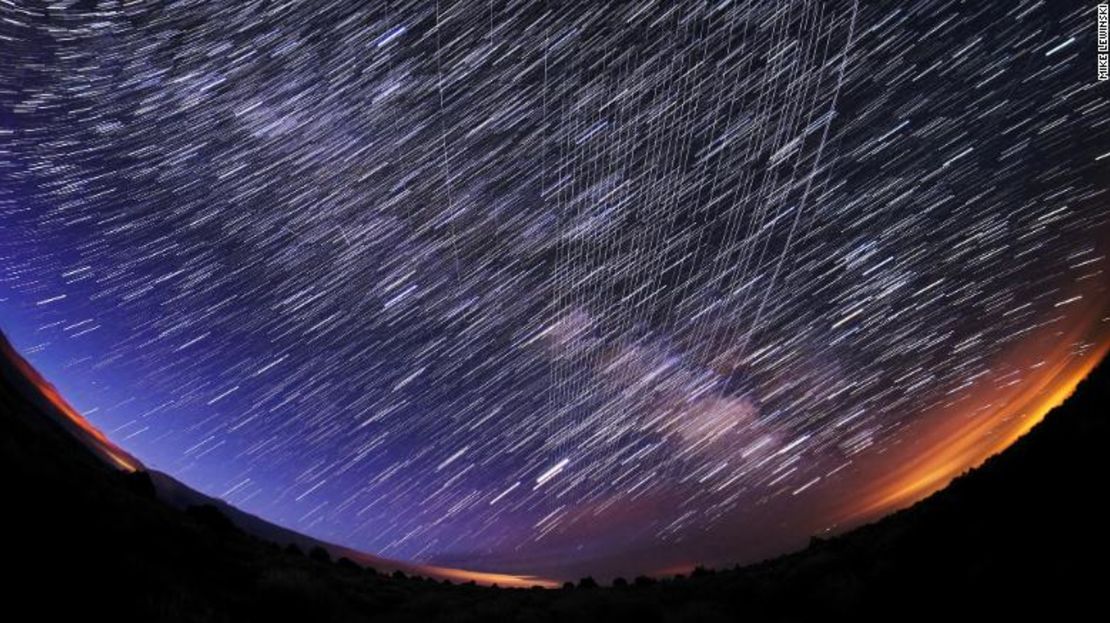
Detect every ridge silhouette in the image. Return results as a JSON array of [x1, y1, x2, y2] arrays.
[[3, 330, 1106, 621]]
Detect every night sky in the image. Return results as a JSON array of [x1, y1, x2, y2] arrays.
[[1, 0, 1108, 581]]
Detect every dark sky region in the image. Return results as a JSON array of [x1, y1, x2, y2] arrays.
[[1, 0, 1108, 581]]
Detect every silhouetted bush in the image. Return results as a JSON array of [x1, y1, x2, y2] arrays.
[[123, 470, 156, 498], [309, 545, 331, 563], [185, 504, 236, 534], [255, 567, 340, 622], [337, 556, 359, 572], [612, 577, 628, 588], [578, 576, 598, 589]]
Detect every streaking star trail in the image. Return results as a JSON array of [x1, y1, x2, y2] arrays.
[[1, 0, 1107, 580]]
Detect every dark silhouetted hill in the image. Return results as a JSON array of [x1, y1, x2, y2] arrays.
[[144, 469, 436, 579], [2, 328, 1107, 621]]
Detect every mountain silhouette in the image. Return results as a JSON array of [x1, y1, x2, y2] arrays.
[[2, 329, 1106, 621]]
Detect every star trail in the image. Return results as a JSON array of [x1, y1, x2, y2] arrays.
[[1, 0, 1108, 580]]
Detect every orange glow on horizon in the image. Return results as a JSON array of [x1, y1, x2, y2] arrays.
[[841, 339, 1109, 525], [3, 299, 1106, 586], [32, 378, 140, 472], [339, 549, 559, 587], [1, 339, 140, 473], [416, 563, 561, 588], [2, 336, 561, 587], [652, 562, 698, 577]]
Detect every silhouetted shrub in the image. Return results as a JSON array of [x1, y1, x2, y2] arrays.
[[284, 543, 304, 557], [612, 577, 628, 588], [256, 567, 339, 622], [634, 575, 657, 587], [185, 504, 236, 534], [392, 570, 407, 580], [562, 581, 575, 590], [337, 556, 359, 572], [309, 546, 331, 563], [578, 576, 598, 589], [123, 471, 156, 498]]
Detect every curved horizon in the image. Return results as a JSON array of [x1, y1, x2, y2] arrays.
[[2, 0, 1107, 582], [2, 317, 1105, 581]]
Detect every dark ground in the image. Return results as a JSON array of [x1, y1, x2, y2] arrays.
[[3, 337, 1107, 622]]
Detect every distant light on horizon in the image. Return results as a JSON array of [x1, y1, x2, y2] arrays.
[[1, 0, 1107, 580]]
